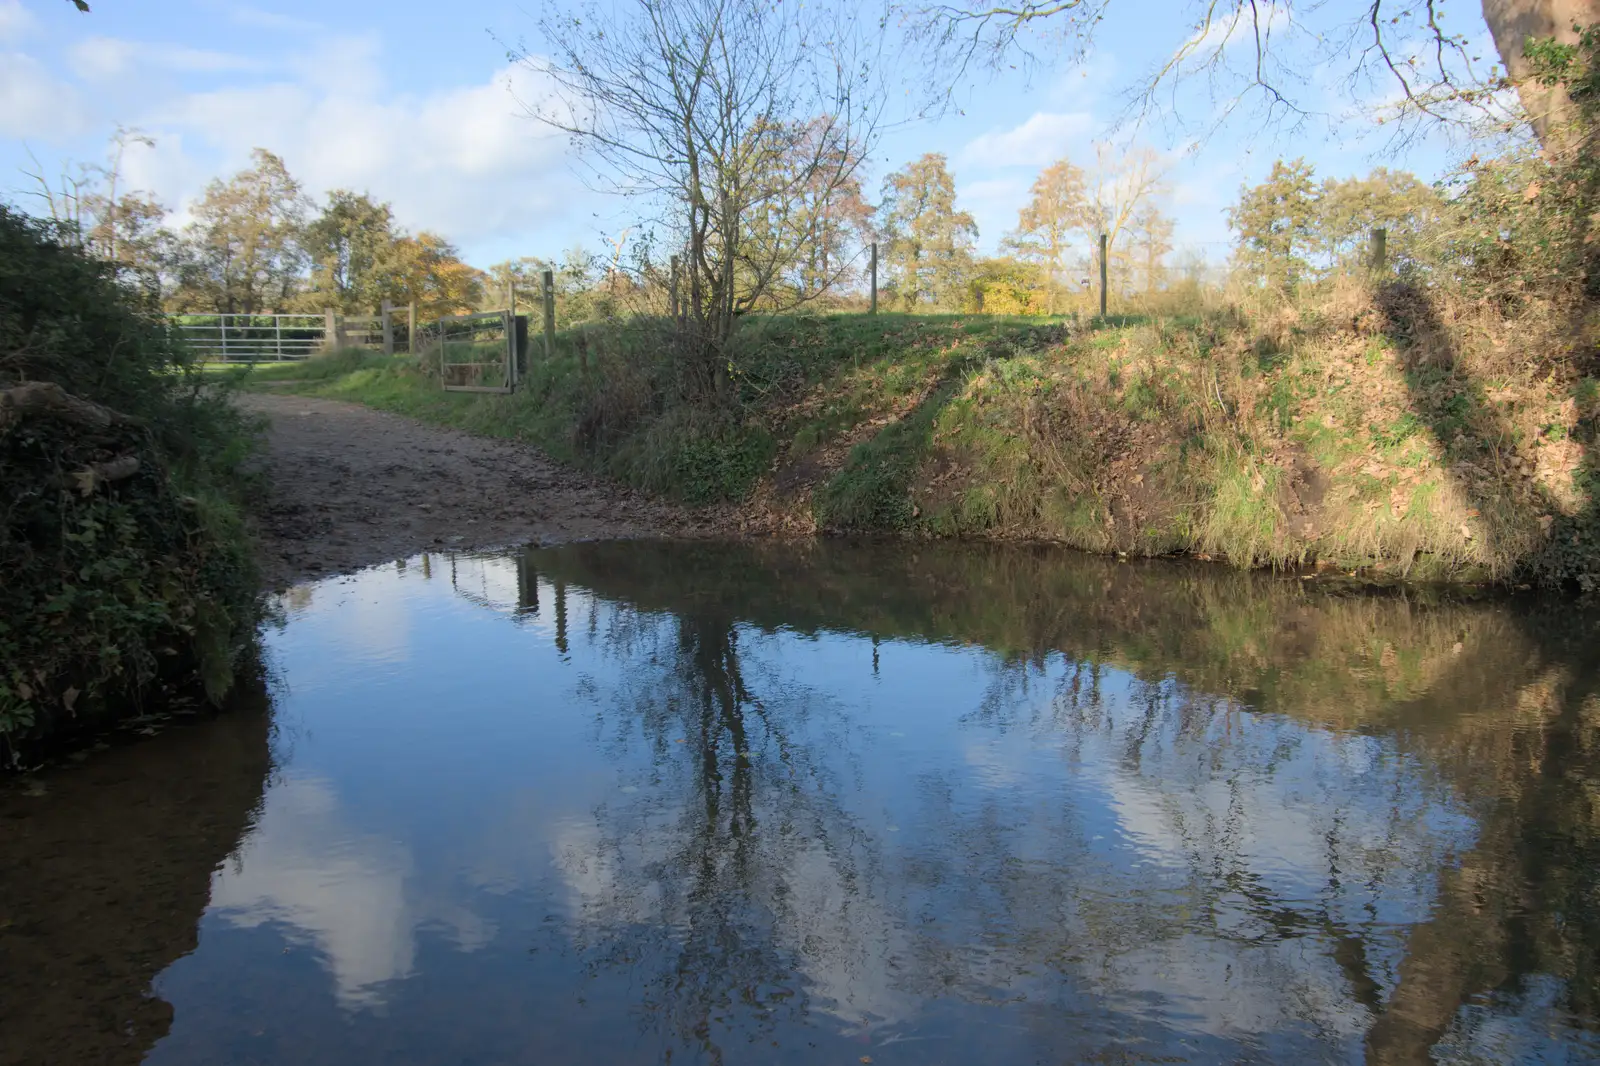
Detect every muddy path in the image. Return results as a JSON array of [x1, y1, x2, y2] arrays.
[[239, 393, 721, 589]]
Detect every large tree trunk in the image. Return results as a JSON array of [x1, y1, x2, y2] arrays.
[[1482, 0, 1600, 151]]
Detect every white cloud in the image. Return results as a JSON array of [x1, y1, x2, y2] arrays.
[[0, 51, 90, 139], [211, 775, 422, 1007], [69, 36, 268, 81], [219, 1, 323, 33], [211, 775, 495, 1008], [28, 27, 583, 253], [959, 111, 1095, 169], [144, 61, 575, 246], [0, 0, 35, 44], [954, 175, 1031, 249]]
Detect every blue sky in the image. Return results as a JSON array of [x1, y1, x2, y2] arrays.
[[1, 0, 1493, 270]]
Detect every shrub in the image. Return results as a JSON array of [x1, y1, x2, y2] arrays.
[[0, 206, 260, 761]]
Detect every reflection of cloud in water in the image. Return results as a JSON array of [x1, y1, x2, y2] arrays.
[[339, 568, 415, 665], [210, 776, 493, 1009], [551, 801, 917, 1031], [1064, 691, 1476, 1041], [776, 841, 919, 1030], [542, 622, 1487, 1049], [550, 815, 663, 926], [1109, 934, 1367, 1041]]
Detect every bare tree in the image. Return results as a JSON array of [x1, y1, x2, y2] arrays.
[[19, 148, 96, 246], [20, 128, 173, 295], [511, 0, 885, 395], [1129, 202, 1175, 295], [19, 128, 150, 248], [900, 1, 1598, 150], [1079, 142, 1168, 294]]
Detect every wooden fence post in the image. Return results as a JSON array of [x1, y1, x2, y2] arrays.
[[1371, 226, 1388, 274], [407, 302, 417, 354], [869, 242, 878, 314], [542, 269, 556, 361], [323, 308, 336, 353], [504, 309, 519, 388], [1099, 233, 1109, 318], [381, 302, 395, 356]]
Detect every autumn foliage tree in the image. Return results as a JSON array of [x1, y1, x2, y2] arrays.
[[169, 149, 309, 314], [1228, 159, 1320, 293], [301, 190, 407, 314], [1228, 160, 1448, 291], [1003, 159, 1088, 313], [393, 233, 486, 320], [1003, 145, 1168, 309], [878, 153, 978, 309]]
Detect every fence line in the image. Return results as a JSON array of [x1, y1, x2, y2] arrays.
[[169, 303, 422, 362], [168, 313, 328, 362]]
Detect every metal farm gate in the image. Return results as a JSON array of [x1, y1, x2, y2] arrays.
[[424, 310, 526, 393], [168, 313, 329, 362]]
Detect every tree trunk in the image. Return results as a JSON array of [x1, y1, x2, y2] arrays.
[[0, 382, 131, 432], [1482, 0, 1600, 152]]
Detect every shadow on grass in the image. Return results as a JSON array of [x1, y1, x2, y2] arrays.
[[1377, 274, 1598, 587], [810, 353, 980, 530]]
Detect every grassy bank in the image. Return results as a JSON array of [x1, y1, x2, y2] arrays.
[[244, 287, 1600, 587], [1, 208, 261, 761]]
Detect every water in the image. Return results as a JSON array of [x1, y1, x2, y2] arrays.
[[5, 540, 1600, 1066]]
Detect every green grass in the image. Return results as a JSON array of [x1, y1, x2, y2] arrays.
[[242, 306, 1599, 586]]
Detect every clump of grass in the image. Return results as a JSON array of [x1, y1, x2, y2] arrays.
[[1198, 441, 1288, 567]]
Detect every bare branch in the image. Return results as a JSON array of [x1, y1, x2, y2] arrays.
[[508, 0, 886, 390]]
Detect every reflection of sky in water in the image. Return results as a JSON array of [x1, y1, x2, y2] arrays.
[[146, 550, 1594, 1065]]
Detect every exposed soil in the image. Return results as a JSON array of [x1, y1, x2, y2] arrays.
[[239, 393, 721, 589]]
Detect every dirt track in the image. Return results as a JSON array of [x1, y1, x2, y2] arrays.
[[239, 393, 714, 588]]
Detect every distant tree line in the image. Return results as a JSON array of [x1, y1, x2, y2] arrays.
[[28, 144, 492, 321], [29, 123, 1454, 326]]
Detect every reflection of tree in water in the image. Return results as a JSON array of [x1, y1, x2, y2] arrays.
[[557, 605, 903, 1063], [534, 541, 1600, 1062], [979, 633, 1600, 1062], [1361, 644, 1600, 1064]]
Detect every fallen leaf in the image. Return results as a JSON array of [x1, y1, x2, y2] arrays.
[[62, 686, 80, 712], [1524, 180, 1543, 201]]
